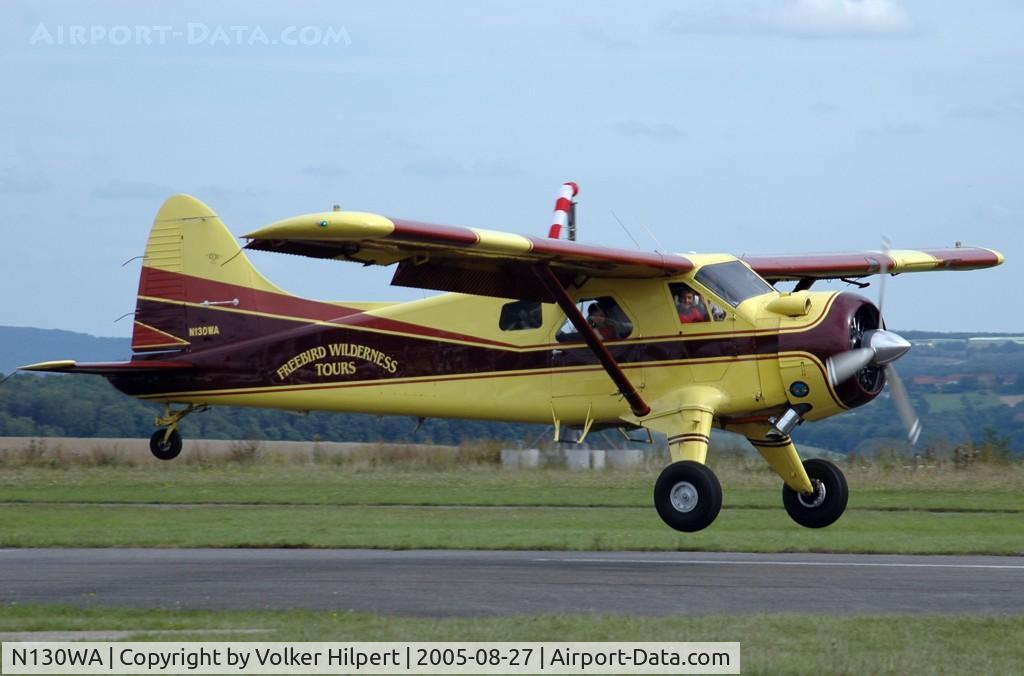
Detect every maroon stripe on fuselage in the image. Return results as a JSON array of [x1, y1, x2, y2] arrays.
[[136, 268, 517, 348], [139, 267, 363, 322]]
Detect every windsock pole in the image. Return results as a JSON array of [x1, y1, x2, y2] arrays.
[[547, 181, 579, 240]]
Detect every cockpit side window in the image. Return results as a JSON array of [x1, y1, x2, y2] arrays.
[[669, 282, 726, 324], [694, 261, 774, 308], [556, 296, 633, 342], [499, 300, 543, 331]]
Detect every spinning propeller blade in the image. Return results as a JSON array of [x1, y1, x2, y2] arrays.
[[877, 235, 921, 445], [885, 363, 921, 445]]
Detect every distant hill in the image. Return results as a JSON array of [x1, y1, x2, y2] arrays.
[[0, 326, 130, 375]]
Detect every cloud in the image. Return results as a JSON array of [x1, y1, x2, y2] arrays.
[[0, 166, 52, 194], [578, 24, 637, 51], [299, 162, 349, 178], [810, 101, 839, 116], [471, 159, 523, 179], [191, 185, 266, 203], [663, 0, 917, 39], [861, 122, 925, 137], [402, 156, 467, 179], [91, 179, 173, 200], [947, 99, 1024, 120], [613, 121, 685, 141], [366, 131, 421, 151], [402, 156, 523, 180]]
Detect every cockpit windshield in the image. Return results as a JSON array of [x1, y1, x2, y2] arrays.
[[694, 261, 774, 308]]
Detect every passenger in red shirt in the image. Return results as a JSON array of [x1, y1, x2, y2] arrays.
[[677, 289, 708, 324]]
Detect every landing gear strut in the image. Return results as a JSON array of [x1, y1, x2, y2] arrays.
[[782, 458, 848, 528], [149, 404, 206, 461]]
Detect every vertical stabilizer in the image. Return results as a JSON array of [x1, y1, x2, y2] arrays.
[[132, 195, 285, 353]]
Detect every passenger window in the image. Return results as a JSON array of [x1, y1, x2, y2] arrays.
[[556, 296, 633, 342], [669, 283, 726, 324], [499, 300, 542, 331]]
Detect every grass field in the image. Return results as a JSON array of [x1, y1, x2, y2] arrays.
[[0, 447, 1021, 553], [1, 444, 1022, 673], [1, 606, 1022, 675]]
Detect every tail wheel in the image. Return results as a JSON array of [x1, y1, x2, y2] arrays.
[[783, 458, 848, 528], [149, 429, 182, 461], [654, 461, 723, 532]]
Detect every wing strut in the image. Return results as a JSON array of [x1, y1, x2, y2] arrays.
[[533, 265, 651, 417]]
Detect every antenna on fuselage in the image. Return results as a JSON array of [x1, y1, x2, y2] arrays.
[[637, 220, 666, 255], [611, 210, 642, 250]]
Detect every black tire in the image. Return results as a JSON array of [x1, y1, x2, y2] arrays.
[[149, 429, 182, 461], [654, 461, 723, 532], [783, 458, 848, 528]]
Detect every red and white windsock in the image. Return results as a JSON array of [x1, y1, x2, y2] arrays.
[[547, 181, 579, 239]]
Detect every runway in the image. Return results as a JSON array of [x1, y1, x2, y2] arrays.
[[2, 549, 1022, 617]]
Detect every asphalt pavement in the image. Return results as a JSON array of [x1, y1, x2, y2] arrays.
[[3, 548, 1022, 617]]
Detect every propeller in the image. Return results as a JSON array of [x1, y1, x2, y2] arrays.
[[876, 237, 922, 445], [825, 237, 922, 445]]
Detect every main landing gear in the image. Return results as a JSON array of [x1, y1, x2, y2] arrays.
[[782, 458, 849, 528], [149, 404, 206, 461], [653, 457, 849, 532], [654, 461, 723, 532]]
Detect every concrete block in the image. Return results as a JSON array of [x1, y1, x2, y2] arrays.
[[564, 448, 591, 470], [608, 449, 644, 469], [501, 448, 540, 469], [518, 448, 540, 469]]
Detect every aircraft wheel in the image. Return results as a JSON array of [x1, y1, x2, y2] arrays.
[[783, 458, 848, 528], [654, 461, 723, 532], [149, 429, 182, 461]]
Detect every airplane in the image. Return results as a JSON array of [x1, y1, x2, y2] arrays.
[[20, 185, 1003, 532]]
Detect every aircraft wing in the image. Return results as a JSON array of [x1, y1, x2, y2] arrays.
[[243, 212, 693, 301], [741, 248, 1003, 282]]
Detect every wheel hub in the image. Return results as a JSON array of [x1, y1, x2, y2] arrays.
[[670, 481, 699, 513], [798, 479, 827, 509]]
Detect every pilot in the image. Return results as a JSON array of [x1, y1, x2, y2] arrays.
[[677, 288, 708, 324], [587, 303, 620, 340]]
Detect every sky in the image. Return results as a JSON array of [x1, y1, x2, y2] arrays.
[[0, 0, 1021, 337]]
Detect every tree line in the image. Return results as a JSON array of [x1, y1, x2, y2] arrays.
[[0, 372, 1020, 454]]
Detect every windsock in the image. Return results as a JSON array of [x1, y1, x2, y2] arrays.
[[547, 181, 579, 239]]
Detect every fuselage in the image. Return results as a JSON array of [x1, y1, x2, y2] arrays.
[[111, 254, 884, 432]]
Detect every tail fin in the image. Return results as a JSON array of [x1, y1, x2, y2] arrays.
[[132, 195, 287, 353]]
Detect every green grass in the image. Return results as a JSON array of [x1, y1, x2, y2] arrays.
[[0, 460, 1021, 553], [0, 503, 1020, 553], [1, 606, 1022, 675], [1, 463, 1022, 511], [922, 391, 1004, 413]]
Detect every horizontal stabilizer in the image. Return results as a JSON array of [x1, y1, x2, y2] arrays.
[[18, 359, 193, 375]]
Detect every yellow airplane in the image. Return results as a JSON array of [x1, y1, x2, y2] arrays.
[[21, 189, 1003, 532]]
